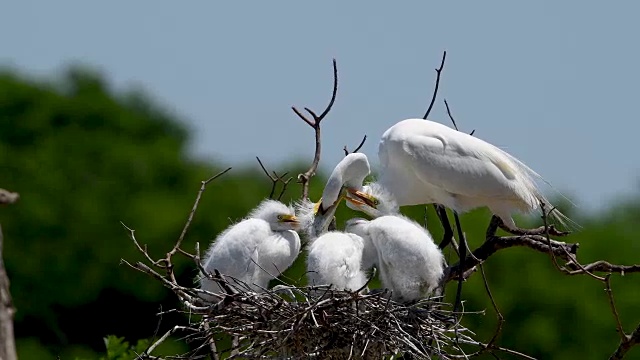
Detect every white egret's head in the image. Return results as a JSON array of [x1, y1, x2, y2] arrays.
[[249, 199, 299, 231], [344, 217, 369, 235], [346, 183, 398, 218], [320, 153, 370, 211], [295, 193, 344, 239]]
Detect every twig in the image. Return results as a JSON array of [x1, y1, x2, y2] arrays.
[[343, 135, 367, 156], [172, 168, 232, 254], [605, 275, 626, 341], [422, 50, 446, 120], [292, 59, 339, 199], [255, 157, 292, 200], [444, 99, 475, 135]]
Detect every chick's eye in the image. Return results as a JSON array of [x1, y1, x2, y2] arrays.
[[277, 215, 284, 220], [373, 199, 380, 205]]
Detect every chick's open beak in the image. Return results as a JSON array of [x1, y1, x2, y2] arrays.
[[346, 188, 378, 208]]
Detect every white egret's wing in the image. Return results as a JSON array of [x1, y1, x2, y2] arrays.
[[399, 131, 537, 202]]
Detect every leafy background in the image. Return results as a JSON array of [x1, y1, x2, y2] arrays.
[[1, 66, 639, 359]]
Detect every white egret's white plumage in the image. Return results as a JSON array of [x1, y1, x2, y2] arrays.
[[200, 199, 301, 296], [297, 199, 369, 292], [376, 118, 573, 229], [346, 184, 445, 302], [297, 153, 375, 292]]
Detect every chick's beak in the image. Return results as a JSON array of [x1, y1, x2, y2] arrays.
[[346, 188, 378, 208], [279, 214, 299, 224]]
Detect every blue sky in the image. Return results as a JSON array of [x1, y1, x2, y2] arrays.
[[1, 1, 639, 212]]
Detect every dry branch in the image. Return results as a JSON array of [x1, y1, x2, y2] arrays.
[[422, 50, 446, 120], [0, 189, 18, 360], [292, 59, 339, 199], [343, 134, 367, 156], [255, 157, 292, 200]]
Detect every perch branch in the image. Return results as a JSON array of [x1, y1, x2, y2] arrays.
[[0, 189, 18, 360], [423, 50, 447, 120], [292, 59, 338, 199]]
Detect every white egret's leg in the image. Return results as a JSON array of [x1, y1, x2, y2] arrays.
[[434, 204, 455, 251], [452, 211, 466, 316]]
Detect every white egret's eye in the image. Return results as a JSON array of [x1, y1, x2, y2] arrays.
[[277, 215, 284, 220], [373, 198, 380, 206]]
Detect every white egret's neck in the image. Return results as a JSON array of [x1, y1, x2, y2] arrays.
[[321, 153, 370, 209]]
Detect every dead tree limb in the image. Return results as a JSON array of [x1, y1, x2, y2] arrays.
[[292, 59, 339, 199], [0, 189, 19, 360]]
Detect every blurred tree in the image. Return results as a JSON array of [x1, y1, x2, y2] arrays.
[[0, 65, 639, 359]]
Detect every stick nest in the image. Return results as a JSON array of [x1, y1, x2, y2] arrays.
[[172, 270, 477, 359]]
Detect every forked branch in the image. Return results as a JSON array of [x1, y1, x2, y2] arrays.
[[292, 59, 339, 199], [343, 135, 367, 156], [256, 157, 293, 200]]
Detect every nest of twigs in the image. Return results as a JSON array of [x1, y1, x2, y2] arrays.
[[157, 267, 476, 360]]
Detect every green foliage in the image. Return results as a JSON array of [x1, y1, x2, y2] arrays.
[[101, 336, 150, 360], [1, 65, 640, 359]]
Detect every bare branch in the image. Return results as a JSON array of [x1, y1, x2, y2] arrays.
[[343, 135, 368, 156], [442, 216, 578, 283], [565, 261, 640, 275], [610, 322, 640, 360], [171, 168, 232, 256], [605, 275, 626, 341], [0, 224, 18, 360], [256, 157, 290, 199], [292, 59, 339, 199], [444, 99, 476, 135], [423, 50, 446, 120], [0, 190, 18, 360]]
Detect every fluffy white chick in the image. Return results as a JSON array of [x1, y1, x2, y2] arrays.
[[200, 199, 301, 297]]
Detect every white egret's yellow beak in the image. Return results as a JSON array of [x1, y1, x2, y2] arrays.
[[278, 214, 299, 224], [346, 188, 378, 208]]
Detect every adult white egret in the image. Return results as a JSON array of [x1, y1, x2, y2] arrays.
[[200, 199, 301, 296], [345, 183, 445, 302], [297, 153, 375, 293], [376, 118, 573, 230]]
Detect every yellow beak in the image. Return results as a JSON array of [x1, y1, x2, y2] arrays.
[[279, 214, 299, 224], [346, 188, 378, 208]]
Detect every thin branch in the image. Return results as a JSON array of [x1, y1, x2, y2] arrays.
[[172, 167, 232, 254], [605, 275, 626, 341], [565, 261, 640, 275], [422, 50, 446, 120], [255, 157, 291, 200], [444, 99, 475, 135], [292, 59, 339, 199], [343, 135, 367, 156]]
